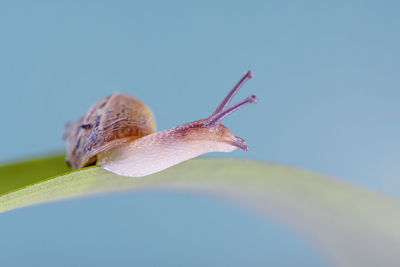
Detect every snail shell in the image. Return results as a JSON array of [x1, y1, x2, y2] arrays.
[[63, 93, 156, 169]]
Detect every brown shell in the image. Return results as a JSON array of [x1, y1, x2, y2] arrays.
[[64, 93, 156, 169]]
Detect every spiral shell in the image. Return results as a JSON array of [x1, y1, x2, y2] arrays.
[[64, 93, 156, 169]]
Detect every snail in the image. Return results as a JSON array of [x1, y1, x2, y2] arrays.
[[64, 70, 258, 177]]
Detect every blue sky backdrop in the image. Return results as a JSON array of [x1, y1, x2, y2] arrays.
[[0, 1, 399, 266]]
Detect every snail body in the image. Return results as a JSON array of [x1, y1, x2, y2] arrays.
[[64, 71, 257, 177]]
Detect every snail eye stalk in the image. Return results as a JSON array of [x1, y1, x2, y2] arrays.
[[211, 70, 254, 116], [206, 70, 257, 126]]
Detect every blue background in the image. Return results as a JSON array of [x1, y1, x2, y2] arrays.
[[0, 1, 399, 266]]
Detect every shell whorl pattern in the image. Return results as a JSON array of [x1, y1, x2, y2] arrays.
[[64, 93, 156, 169]]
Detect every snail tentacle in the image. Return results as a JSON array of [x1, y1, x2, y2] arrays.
[[211, 70, 254, 116]]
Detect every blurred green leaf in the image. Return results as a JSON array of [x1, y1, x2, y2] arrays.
[[0, 154, 69, 194], [1, 155, 400, 266]]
